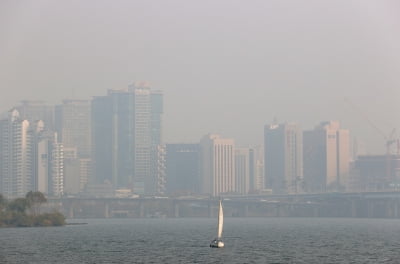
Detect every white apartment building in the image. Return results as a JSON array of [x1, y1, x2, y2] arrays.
[[200, 134, 235, 196]]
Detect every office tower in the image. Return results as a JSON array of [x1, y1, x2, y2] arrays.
[[31, 120, 48, 194], [36, 132, 50, 194], [0, 109, 64, 198], [131, 84, 151, 194], [149, 90, 165, 195], [55, 100, 91, 158], [55, 100, 91, 194], [91, 83, 163, 195], [235, 148, 251, 195], [35, 135, 64, 196], [165, 144, 200, 195], [150, 90, 163, 146], [128, 83, 163, 195], [32, 123, 64, 197], [16, 100, 55, 131], [152, 144, 166, 195], [91, 94, 113, 187], [200, 134, 235, 196], [0, 109, 33, 198], [264, 123, 303, 194], [130, 84, 163, 195], [63, 148, 80, 195], [79, 158, 91, 193], [248, 145, 265, 193], [303, 121, 350, 192], [49, 135, 64, 196], [92, 89, 134, 190], [62, 147, 90, 195]]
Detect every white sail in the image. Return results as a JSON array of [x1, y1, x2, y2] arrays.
[[217, 200, 223, 239]]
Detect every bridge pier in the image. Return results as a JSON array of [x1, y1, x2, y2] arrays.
[[367, 200, 374, 218], [393, 200, 399, 218], [387, 200, 399, 218], [104, 202, 110, 218], [276, 204, 280, 217], [313, 205, 319, 217], [243, 204, 249, 217], [174, 202, 180, 218], [289, 204, 294, 217], [351, 200, 357, 218], [69, 205, 74, 219], [139, 201, 145, 218]]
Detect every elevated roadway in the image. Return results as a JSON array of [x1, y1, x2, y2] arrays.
[[47, 191, 400, 219]]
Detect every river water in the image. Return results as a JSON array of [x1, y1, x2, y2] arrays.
[[1, 217, 400, 263]]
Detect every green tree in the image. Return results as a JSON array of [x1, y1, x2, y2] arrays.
[[1, 192, 65, 228], [12, 212, 33, 227], [26, 191, 47, 216], [7, 198, 30, 213]]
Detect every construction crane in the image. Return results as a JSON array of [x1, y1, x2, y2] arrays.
[[386, 128, 400, 156], [344, 98, 399, 185]]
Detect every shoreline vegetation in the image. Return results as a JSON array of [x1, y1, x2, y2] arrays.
[[0, 191, 66, 227]]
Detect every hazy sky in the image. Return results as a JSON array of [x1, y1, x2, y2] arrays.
[[1, 0, 399, 154]]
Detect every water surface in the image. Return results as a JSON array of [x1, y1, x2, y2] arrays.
[[1, 218, 400, 263]]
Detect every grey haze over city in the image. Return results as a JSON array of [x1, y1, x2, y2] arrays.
[[1, 0, 399, 154]]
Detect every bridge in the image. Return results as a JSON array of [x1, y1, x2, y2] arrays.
[[47, 191, 400, 219]]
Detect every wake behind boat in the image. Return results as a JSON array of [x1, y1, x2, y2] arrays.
[[210, 200, 224, 248]]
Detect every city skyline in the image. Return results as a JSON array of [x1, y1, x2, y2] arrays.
[[0, 89, 396, 157], [0, 84, 396, 156], [1, 87, 399, 198]]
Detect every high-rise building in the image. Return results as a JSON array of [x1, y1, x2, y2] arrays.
[[49, 135, 64, 196], [165, 144, 200, 195], [264, 123, 303, 194], [248, 146, 265, 193], [55, 100, 91, 158], [150, 90, 163, 146], [91, 94, 114, 187], [55, 100, 91, 194], [36, 132, 50, 194], [16, 100, 55, 131], [152, 144, 166, 195], [62, 153, 90, 195], [0, 110, 32, 198], [149, 90, 165, 195], [303, 121, 350, 192], [92, 89, 135, 190], [63, 148, 80, 195], [200, 134, 235, 196], [79, 158, 91, 193], [130, 84, 152, 195], [235, 148, 251, 195], [348, 155, 400, 192], [131, 83, 163, 195], [91, 83, 163, 195], [0, 108, 64, 198], [31, 120, 48, 194]]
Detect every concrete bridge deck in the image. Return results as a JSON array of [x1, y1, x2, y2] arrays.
[[46, 191, 400, 219]]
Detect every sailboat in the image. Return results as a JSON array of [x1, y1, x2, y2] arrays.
[[210, 200, 224, 248]]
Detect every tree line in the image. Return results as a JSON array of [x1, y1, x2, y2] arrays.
[[0, 191, 65, 227]]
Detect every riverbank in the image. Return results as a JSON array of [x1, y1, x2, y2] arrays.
[[0, 211, 66, 228]]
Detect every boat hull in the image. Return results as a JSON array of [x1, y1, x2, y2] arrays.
[[210, 240, 224, 248]]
